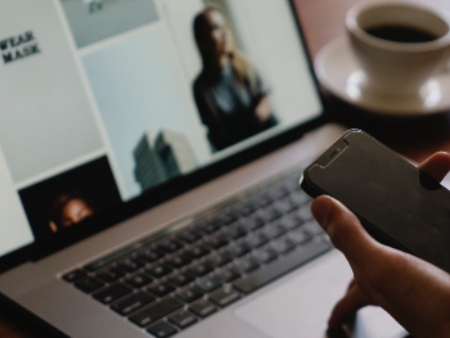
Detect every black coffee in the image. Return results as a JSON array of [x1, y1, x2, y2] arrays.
[[365, 25, 438, 43]]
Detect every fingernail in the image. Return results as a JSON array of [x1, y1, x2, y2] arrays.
[[311, 197, 332, 230]]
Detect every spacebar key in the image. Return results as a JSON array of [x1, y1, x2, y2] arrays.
[[129, 297, 183, 327], [233, 240, 331, 294]]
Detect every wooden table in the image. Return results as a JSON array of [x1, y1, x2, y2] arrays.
[[2, 0, 450, 336]]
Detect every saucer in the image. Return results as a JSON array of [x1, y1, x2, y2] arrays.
[[314, 37, 450, 116]]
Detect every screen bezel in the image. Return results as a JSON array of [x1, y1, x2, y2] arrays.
[[0, 0, 327, 273]]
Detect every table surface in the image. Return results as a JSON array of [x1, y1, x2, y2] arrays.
[[3, 0, 450, 336], [295, 0, 450, 163]]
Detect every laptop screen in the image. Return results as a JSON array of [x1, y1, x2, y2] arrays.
[[0, 0, 322, 258]]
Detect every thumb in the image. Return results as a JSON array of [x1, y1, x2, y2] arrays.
[[311, 195, 381, 269]]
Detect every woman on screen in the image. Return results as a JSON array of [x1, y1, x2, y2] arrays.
[[193, 6, 277, 152]]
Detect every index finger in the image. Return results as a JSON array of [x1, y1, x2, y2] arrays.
[[418, 151, 450, 182]]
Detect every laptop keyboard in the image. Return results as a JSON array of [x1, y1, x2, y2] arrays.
[[61, 169, 332, 337]]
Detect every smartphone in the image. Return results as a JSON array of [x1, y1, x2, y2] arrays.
[[300, 129, 450, 274]]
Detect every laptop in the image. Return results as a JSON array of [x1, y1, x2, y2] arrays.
[[0, 0, 406, 337]]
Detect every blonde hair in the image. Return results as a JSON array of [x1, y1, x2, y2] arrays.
[[193, 6, 256, 88]]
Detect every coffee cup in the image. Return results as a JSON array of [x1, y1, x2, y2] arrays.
[[346, 1, 450, 97]]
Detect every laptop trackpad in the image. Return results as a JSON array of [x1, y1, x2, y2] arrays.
[[233, 250, 407, 338]]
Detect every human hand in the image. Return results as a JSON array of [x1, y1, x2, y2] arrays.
[[311, 152, 450, 337], [254, 96, 273, 124]]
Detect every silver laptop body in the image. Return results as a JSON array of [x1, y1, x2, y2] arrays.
[[0, 1, 405, 337]]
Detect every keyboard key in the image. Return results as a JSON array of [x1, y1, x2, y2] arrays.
[[232, 201, 255, 217], [188, 262, 214, 277], [225, 242, 251, 258], [74, 277, 104, 293], [129, 297, 183, 327], [221, 224, 246, 240], [233, 256, 259, 273], [168, 310, 198, 328], [286, 229, 310, 245], [244, 233, 268, 249], [63, 269, 86, 283], [196, 275, 223, 293], [138, 248, 163, 263], [118, 258, 144, 273], [289, 191, 310, 206], [252, 247, 277, 264], [167, 272, 195, 287], [217, 267, 240, 283], [96, 268, 125, 283], [233, 219, 251, 234], [273, 197, 297, 214], [234, 240, 331, 294], [111, 291, 155, 316], [277, 214, 302, 231], [270, 238, 295, 254], [147, 321, 178, 338], [266, 185, 288, 201], [219, 210, 239, 225], [146, 264, 172, 278], [157, 240, 183, 254], [209, 285, 241, 307], [296, 206, 313, 222], [185, 245, 209, 260], [199, 219, 222, 234], [230, 203, 244, 215], [190, 299, 217, 318], [84, 252, 128, 272], [239, 216, 264, 232], [256, 206, 281, 223], [177, 230, 200, 244], [205, 233, 229, 249], [192, 227, 206, 237], [125, 273, 153, 289], [251, 194, 271, 208], [206, 251, 233, 267], [176, 286, 204, 303], [147, 283, 175, 297], [165, 254, 192, 269], [261, 224, 285, 240], [93, 283, 132, 304]]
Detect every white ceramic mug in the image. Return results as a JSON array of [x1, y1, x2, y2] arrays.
[[346, 1, 450, 96]]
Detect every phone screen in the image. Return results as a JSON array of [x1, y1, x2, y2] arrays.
[[304, 131, 450, 273]]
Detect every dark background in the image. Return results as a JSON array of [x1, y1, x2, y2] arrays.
[[19, 156, 122, 239]]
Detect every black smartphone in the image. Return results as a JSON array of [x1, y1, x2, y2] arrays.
[[300, 129, 450, 273]]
